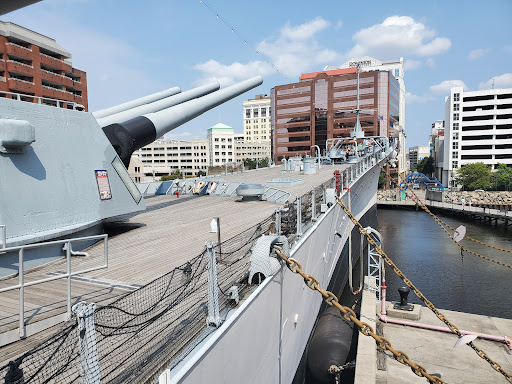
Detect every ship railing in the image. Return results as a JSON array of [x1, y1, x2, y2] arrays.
[[0, 90, 84, 110], [0, 234, 108, 343], [0, 160, 386, 382]]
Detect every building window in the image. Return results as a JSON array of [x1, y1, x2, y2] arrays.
[[454, 93, 460, 102], [453, 132, 459, 140], [254, 109, 259, 118], [215, 138, 219, 142], [453, 113, 459, 121], [221, 138, 225, 142], [453, 123, 459, 131], [454, 104, 459, 111], [452, 161, 458, 168], [228, 138, 232, 142], [245, 109, 251, 118], [261, 107, 267, 117], [215, 152, 219, 155], [452, 151, 458, 158], [215, 145, 219, 148], [452, 142, 458, 150]]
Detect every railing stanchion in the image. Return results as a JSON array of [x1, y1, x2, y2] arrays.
[[205, 241, 221, 327], [19, 248, 25, 338], [67, 241, 72, 320]]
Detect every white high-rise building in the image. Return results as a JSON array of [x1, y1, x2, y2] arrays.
[[243, 94, 271, 143], [207, 123, 235, 166], [442, 87, 512, 187]]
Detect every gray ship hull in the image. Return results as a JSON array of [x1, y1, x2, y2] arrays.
[[165, 162, 380, 383]]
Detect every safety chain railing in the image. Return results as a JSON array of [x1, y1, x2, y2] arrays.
[[273, 246, 445, 384], [329, 360, 356, 384], [336, 196, 512, 383], [395, 181, 512, 270]]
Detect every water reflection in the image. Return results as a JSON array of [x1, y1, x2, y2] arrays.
[[377, 207, 512, 319]]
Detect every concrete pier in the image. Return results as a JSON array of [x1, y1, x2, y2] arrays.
[[355, 282, 512, 384]]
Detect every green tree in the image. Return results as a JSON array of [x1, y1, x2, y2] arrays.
[[416, 156, 434, 176], [160, 169, 183, 181], [454, 162, 492, 190], [495, 163, 512, 191], [378, 171, 386, 189], [196, 170, 206, 177]]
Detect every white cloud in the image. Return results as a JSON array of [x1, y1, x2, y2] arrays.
[[335, 20, 343, 30], [405, 91, 434, 104], [194, 17, 342, 85], [479, 73, 512, 90], [194, 60, 274, 87], [502, 45, 512, 53], [347, 16, 451, 59], [430, 80, 468, 94], [404, 59, 421, 70], [468, 48, 490, 60], [425, 58, 436, 68]]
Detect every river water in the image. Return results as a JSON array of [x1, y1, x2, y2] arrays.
[[376, 207, 512, 319]]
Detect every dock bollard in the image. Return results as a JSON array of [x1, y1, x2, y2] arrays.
[[394, 286, 414, 311]]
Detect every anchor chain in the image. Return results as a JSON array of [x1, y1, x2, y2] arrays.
[[273, 248, 445, 384], [329, 360, 356, 384], [336, 196, 512, 383]]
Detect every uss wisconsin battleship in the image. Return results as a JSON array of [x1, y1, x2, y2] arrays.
[[0, 72, 393, 383], [0, 2, 395, 382]]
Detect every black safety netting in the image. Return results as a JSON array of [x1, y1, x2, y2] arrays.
[[0, 177, 335, 384]]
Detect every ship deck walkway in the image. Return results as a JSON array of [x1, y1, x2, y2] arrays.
[[0, 164, 349, 365]]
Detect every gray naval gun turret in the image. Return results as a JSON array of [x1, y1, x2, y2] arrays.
[[0, 76, 262, 275]]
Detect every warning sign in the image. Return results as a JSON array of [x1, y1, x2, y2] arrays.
[[95, 170, 112, 200]]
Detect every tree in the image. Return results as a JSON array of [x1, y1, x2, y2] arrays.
[[196, 170, 206, 177], [243, 158, 269, 170], [454, 162, 492, 190], [494, 163, 512, 191], [416, 157, 434, 177], [160, 169, 183, 181], [378, 171, 386, 189]]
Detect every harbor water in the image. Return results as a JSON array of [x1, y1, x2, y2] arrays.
[[377, 207, 512, 319]]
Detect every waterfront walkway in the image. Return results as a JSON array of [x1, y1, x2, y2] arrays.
[[378, 193, 512, 226], [355, 282, 512, 384]]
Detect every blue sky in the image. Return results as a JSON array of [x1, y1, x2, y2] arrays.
[[6, 0, 512, 148]]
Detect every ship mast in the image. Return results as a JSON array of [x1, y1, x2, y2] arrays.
[[351, 63, 365, 139]]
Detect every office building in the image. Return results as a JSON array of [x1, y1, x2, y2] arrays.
[[271, 67, 401, 162], [243, 94, 271, 143], [207, 123, 235, 166], [133, 138, 209, 179], [0, 21, 88, 110], [442, 87, 512, 187], [409, 145, 430, 170]]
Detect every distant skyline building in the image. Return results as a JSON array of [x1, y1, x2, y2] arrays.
[[0, 21, 88, 110], [270, 66, 401, 163], [409, 145, 430, 170], [131, 122, 271, 181], [243, 94, 271, 143], [324, 56, 405, 129], [441, 87, 512, 187], [430, 120, 445, 181]]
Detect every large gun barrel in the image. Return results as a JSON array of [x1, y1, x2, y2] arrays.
[[92, 86, 181, 119], [103, 76, 263, 166], [96, 81, 220, 128]]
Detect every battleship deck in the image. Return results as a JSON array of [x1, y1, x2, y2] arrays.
[[0, 164, 349, 364]]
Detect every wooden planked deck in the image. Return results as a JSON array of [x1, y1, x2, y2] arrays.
[[0, 165, 349, 364]]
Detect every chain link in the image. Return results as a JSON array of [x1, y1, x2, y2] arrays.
[[336, 194, 512, 383], [329, 359, 356, 375], [273, 246, 445, 384]]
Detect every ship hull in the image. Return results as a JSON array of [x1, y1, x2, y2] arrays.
[[167, 162, 380, 383]]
